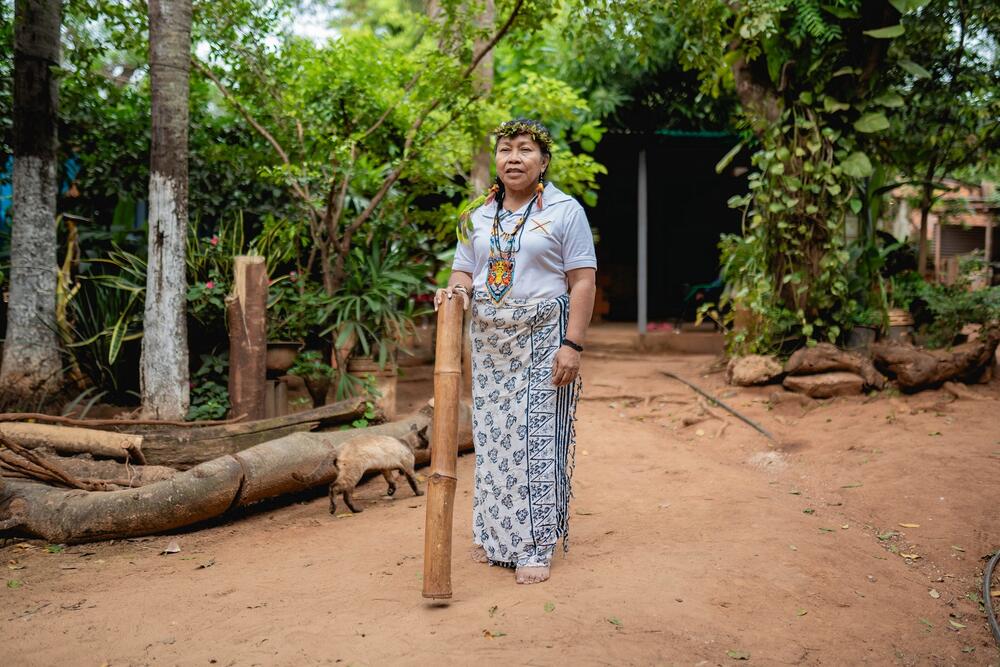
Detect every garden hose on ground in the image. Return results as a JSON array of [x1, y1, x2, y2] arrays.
[[985, 550, 1000, 648]]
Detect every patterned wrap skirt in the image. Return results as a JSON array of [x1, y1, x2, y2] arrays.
[[470, 291, 582, 568]]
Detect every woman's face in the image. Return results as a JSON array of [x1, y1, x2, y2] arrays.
[[495, 134, 549, 194]]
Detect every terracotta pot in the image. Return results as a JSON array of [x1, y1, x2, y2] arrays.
[[886, 308, 915, 343], [265, 341, 302, 374], [346, 357, 398, 421]]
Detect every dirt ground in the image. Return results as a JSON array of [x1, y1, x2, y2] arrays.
[[2, 345, 1000, 666]]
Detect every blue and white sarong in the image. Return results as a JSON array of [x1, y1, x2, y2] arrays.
[[470, 291, 581, 568]]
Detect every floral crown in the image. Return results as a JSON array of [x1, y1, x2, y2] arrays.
[[492, 118, 553, 155]]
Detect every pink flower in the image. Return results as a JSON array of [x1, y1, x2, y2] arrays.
[[210, 235, 219, 246], [205, 281, 215, 289]]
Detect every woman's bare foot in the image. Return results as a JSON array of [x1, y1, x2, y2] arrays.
[[515, 565, 550, 584], [470, 545, 489, 563]]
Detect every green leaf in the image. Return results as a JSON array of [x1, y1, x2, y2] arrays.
[[727, 650, 751, 660], [823, 97, 850, 113], [715, 142, 744, 175], [899, 58, 931, 79], [854, 113, 890, 133], [46, 544, 64, 553], [607, 616, 623, 628], [7, 579, 22, 589], [890, 0, 930, 13], [841, 151, 874, 178], [873, 92, 905, 108], [544, 602, 555, 613], [849, 198, 863, 214], [863, 25, 905, 39]]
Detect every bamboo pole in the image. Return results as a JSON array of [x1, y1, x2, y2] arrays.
[[422, 294, 465, 599]]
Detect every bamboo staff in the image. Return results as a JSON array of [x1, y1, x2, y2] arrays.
[[422, 294, 465, 599]]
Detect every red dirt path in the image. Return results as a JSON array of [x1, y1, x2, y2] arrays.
[[2, 351, 999, 666]]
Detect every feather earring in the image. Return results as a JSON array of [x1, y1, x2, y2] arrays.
[[535, 175, 545, 210]]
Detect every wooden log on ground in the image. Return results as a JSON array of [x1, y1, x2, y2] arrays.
[[136, 397, 374, 469], [423, 295, 464, 600], [0, 405, 471, 544], [227, 256, 268, 421], [0, 423, 145, 463], [871, 331, 1000, 391], [42, 457, 177, 486], [784, 342, 886, 389]]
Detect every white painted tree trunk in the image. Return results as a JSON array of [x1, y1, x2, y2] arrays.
[[0, 156, 62, 395], [0, 0, 63, 403], [141, 0, 192, 419]]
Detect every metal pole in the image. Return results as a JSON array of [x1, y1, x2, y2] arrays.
[[637, 149, 648, 336]]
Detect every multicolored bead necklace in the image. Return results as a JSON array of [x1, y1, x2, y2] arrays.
[[486, 194, 537, 304]]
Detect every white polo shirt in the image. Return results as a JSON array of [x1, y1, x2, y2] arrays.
[[452, 182, 597, 300]]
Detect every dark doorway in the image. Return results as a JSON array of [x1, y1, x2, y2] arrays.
[[587, 131, 748, 322]]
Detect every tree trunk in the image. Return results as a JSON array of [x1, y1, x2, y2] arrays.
[[141, 0, 192, 419], [0, 0, 63, 404], [227, 256, 268, 421], [917, 180, 933, 277], [783, 343, 886, 389]]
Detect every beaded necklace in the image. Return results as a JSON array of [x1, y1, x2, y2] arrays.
[[486, 194, 537, 304]]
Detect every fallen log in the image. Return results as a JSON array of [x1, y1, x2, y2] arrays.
[[0, 404, 472, 544], [784, 343, 886, 389], [871, 331, 999, 391], [36, 457, 176, 486], [0, 422, 145, 463], [128, 397, 375, 469]]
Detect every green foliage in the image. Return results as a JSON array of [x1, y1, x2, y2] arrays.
[[288, 350, 333, 381], [324, 243, 429, 367], [266, 275, 334, 342], [187, 350, 230, 421]]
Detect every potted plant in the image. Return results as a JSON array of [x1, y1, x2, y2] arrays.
[[323, 245, 429, 418], [266, 274, 332, 374], [288, 350, 334, 408]]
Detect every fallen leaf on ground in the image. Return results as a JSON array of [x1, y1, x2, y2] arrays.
[[575, 510, 594, 516], [7, 579, 22, 589], [335, 513, 354, 518], [841, 483, 863, 489], [949, 620, 966, 629], [841, 524, 849, 529], [196, 559, 216, 570], [920, 618, 933, 629], [819, 527, 835, 533], [607, 616, 623, 629], [928, 431, 941, 436], [877, 531, 897, 541], [803, 508, 815, 515], [796, 609, 807, 616], [160, 541, 181, 555], [544, 602, 555, 613], [962, 646, 975, 653], [45, 544, 64, 553], [726, 649, 751, 660], [900, 553, 921, 559], [488, 605, 498, 618], [789, 490, 801, 495], [482, 630, 506, 639], [929, 589, 940, 599], [951, 545, 965, 552], [899, 523, 920, 528]]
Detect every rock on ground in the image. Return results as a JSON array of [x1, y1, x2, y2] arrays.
[[783, 372, 864, 398], [726, 355, 783, 386]]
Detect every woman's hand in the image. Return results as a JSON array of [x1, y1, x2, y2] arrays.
[[551, 346, 580, 387], [433, 286, 470, 311]]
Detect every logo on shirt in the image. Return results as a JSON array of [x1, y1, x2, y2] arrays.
[[528, 218, 552, 235]]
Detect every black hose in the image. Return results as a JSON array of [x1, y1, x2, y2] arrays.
[[985, 550, 1000, 647], [660, 370, 777, 443]]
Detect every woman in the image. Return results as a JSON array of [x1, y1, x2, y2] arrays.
[[435, 119, 597, 585]]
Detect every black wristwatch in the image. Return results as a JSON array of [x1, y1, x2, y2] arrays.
[[561, 338, 583, 352]]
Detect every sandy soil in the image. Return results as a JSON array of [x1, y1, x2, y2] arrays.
[[2, 351, 999, 666]]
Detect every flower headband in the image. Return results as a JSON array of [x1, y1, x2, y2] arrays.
[[492, 119, 553, 155]]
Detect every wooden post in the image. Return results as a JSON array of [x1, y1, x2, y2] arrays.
[[637, 149, 648, 335], [422, 295, 464, 600], [227, 256, 268, 421]]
